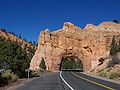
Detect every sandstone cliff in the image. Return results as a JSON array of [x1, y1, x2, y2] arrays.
[[30, 21, 120, 71], [0, 30, 34, 50]]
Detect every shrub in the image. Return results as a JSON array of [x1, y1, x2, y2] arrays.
[[98, 70, 109, 78], [0, 72, 8, 86], [109, 72, 120, 79], [108, 56, 120, 67], [30, 70, 40, 77], [1, 69, 19, 83]]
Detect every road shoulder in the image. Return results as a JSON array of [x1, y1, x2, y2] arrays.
[[82, 72, 120, 85]]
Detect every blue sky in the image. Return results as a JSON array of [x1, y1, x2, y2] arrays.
[[0, 0, 120, 42]]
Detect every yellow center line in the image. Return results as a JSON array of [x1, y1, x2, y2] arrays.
[[71, 72, 115, 90]]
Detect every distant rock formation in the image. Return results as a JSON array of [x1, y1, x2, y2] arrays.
[[30, 21, 120, 71], [0, 30, 34, 50]]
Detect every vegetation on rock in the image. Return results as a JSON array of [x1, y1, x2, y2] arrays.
[[109, 36, 120, 67], [98, 69, 120, 80], [112, 19, 120, 24], [110, 35, 118, 55], [92, 36, 120, 81]]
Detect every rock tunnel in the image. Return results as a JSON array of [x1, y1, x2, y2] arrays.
[[59, 56, 83, 71], [29, 22, 120, 72]]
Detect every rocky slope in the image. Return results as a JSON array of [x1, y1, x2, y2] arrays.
[[30, 21, 120, 72], [90, 53, 120, 81], [0, 29, 34, 50]]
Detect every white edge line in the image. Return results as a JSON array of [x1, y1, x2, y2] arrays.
[[60, 71, 74, 90]]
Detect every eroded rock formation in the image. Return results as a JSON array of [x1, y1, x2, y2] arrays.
[[30, 22, 120, 71], [0, 30, 34, 49]]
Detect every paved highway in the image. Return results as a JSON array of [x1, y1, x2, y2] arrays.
[[16, 71, 120, 90]]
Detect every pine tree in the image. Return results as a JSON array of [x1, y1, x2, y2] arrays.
[[39, 57, 46, 70], [112, 19, 119, 24], [110, 36, 118, 55]]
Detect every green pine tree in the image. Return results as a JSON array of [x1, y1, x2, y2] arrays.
[[39, 57, 46, 70], [110, 36, 118, 55]]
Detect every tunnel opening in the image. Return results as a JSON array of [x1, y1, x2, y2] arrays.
[[59, 56, 83, 72]]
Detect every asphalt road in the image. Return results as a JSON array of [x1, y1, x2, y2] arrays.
[[62, 71, 120, 90], [16, 71, 120, 90], [16, 72, 70, 90]]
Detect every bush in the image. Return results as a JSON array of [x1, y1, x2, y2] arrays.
[[107, 56, 120, 67], [98, 70, 109, 78], [30, 70, 41, 77], [98, 70, 120, 80], [109, 72, 120, 79], [0, 73, 8, 86], [1, 69, 19, 83]]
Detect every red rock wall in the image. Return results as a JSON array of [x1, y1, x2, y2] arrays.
[[30, 22, 120, 71]]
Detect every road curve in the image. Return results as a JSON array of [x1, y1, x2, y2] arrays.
[[16, 71, 120, 90], [61, 71, 120, 90]]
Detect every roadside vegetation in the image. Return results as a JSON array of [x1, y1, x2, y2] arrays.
[[96, 35, 120, 80], [109, 35, 120, 66], [60, 56, 83, 71], [0, 35, 36, 86], [0, 69, 18, 87], [39, 57, 46, 71], [29, 57, 47, 77], [98, 70, 120, 80]]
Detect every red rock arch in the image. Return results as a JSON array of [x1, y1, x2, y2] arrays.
[[29, 22, 120, 72], [49, 47, 91, 71]]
